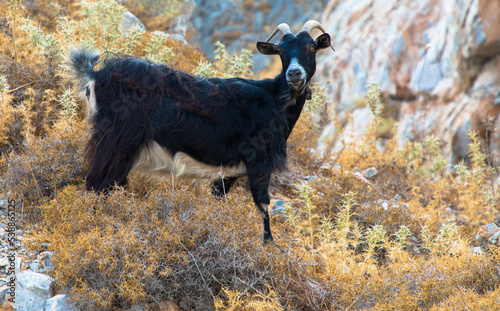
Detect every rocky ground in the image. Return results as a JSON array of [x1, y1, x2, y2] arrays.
[[0, 199, 76, 311]]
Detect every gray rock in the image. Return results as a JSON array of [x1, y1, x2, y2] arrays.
[[380, 200, 390, 211], [29, 262, 40, 272], [362, 167, 378, 179], [16, 271, 54, 311], [270, 200, 287, 216], [0, 257, 8, 267], [471, 246, 483, 255], [319, 163, 333, 171], [189, 0, 324, 63], [120, 11, 146, 33], [302, 176, 317, 182], [39, 251, 53, 274], [45, 294, 78, 311], [0, 285, 9, 304]]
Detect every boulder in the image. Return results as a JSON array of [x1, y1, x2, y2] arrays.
[[45, 294, 77, 311], [315, 0, 500, 162], [15, 271, 54, 311]]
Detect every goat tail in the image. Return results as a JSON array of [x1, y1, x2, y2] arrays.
[[65, 46, 100, 92]]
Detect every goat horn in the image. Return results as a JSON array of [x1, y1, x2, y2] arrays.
[[302, 20, 327, 34], [265, 23, 292, 43], [302, 20, 335, 51]]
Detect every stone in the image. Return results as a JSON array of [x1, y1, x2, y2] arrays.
[[0, 258, 8, 267], [471, 246, 483, 255], [120, 11, 146, 33], [380, 200, 390, 211], [270, 200, 287, 217], [361, 167, 378, 179], [29, 262, 39, 272], [302, 176, 317, 182], [45, 294, 78, 311], [189, 0, 326, 69], [313, 0, 500, 163], [476, 223, 500, 245], [15, 271, 54, 311], [160, 301, 182, 311], [319, 162, 334, 171], [0, 285, 9, 304], [324, 107, 374, 154], [38, 251, 53, 274]]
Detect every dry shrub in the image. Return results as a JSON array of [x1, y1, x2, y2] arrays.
[[0, 0, 206, 157], [33, 182, 274, 310], [0, 118, 87, 211], [1, 1, 500, 310], [121, 0, 186, 32]]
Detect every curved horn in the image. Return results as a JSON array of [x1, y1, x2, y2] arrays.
[[302, 20, 327, 34], [265, 23, 292, 43], [302, 20, 335, 51]]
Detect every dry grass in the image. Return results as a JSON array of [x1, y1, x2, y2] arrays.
[[1, 0, 499, 310]]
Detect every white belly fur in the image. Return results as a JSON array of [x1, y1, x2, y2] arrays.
[[131, 141, 247, 181]]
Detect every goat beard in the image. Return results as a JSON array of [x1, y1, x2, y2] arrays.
[[279, 82, 312, 110]]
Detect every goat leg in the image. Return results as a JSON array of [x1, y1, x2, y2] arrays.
[[247, 171, 274, 242]]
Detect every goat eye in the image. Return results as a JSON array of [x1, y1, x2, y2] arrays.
[[309, 46, 316, 52]]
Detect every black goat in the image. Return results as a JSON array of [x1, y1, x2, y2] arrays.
[[66, 20, 332, 242]]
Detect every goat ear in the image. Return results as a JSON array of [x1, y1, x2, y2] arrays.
[[315, 33, 332, 50], [257, 42, 281, 55]]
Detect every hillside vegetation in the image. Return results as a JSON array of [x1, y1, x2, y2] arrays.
[[1, 0, 499, 310]]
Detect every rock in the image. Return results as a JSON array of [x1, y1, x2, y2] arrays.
[[314, 0, 500, 162], [189, 0, 326, 69], [323, 107, 375, 154], [29, 262, 40, 272], [15, 271, 54, 311], [38, 251, 53, 274], [120, 11, 146, 33], [380, 200, 390, 211], [352, 171, 371, 184], [0, 258, 8, 268], [151, 30, 188, 45], [361, 167, 378, 179], [302, 176, 317, 182], [319, 162, 334, 171], [476, 223, 500, 245], [45, 294, 78, 311], [270, 200, 287, 217], [0, 285, 9, 304], [471, 246, 483, 255], [160, 301, 182, 311], [169, 0, 195, 37]]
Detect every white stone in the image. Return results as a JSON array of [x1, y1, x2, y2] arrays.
[[45, 294, 78, 311], [15, 271, 54, 311], [471, 246, 483, 255]]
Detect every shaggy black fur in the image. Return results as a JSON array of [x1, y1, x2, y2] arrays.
[[67, 30, 331, 242]]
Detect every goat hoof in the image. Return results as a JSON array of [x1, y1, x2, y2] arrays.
[[211, 186, 226, 198], [263, 235, 274, 244]]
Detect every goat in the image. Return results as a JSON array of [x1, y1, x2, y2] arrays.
[[66, 20, 332, 242]]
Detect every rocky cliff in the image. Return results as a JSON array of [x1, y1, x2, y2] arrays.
[[189, 0, 327, 71], [316, 0, 500, 164]]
